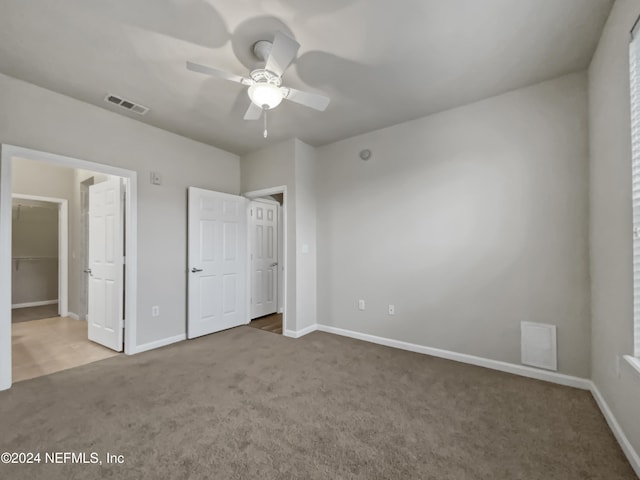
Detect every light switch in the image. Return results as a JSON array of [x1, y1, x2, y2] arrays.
[[150, 171, 162, 185]]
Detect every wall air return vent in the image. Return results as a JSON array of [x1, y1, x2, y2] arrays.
[[104, 94, 149, 115], [521, 321, 557, 371]]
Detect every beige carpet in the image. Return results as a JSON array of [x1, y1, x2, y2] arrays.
[[0, 326, 635, 479]]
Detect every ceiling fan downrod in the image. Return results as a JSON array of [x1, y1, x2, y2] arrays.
[[263, 107, 268, 138]]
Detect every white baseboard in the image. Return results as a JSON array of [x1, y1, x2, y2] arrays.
[[66, 311, 80, 321], [129, 334, 186, 355], [12, 299, 58, 309], [315, 324, 591, 390], [590, 383, 640, 477], [284, 324, 318, 339]]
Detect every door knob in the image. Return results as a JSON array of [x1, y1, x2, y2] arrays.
[[191, 267, 203, 273], [269, 262, 278, 267], [84, 268, 92, 276]]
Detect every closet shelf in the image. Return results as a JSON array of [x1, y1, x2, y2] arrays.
[[11, 256, 58, 261]]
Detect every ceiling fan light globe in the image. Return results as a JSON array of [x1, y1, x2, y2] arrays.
[[248, 83, 283, 109]]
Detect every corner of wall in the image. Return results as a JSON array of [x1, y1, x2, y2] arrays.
[[587, 0, 640, 467]]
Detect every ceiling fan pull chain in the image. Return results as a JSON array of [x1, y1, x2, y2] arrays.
[[263, 107, 268, 138]]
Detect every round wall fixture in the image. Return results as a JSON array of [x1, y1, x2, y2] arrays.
[[359, 149, 372, 161]]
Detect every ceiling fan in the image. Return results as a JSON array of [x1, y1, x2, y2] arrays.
[[187, 31, 330, 138]]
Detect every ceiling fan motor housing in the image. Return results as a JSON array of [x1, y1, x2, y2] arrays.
[[249, 68, 281, 86]]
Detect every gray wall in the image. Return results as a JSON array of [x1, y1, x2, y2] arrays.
[[241, 139, 298, 331], [317, 72, 590, 378], [294, 140, 318, 331], [241, 138, 318, 332], [0, 73, 240, 347], [13, 157, 75, 199], [11, 202, 58, 258], [588, 0, 640, 456]]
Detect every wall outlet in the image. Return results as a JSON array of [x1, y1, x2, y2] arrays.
[[358, 299, 365, 311], [388, 304, 395, 315], [151, 305, 160, 317]]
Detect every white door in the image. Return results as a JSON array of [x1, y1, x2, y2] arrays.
[[250, 200, 279, 319], [188, 187, 247, 339], [87, 178, 124, 352]]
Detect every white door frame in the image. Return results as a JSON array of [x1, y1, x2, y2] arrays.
[[0, 144, 138, 391], [243, 186, 288, 333], [11, 194, 69, 317]]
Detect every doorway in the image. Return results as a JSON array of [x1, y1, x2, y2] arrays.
[[11, 194, 68, 321], [185, 186, 289, 338], [244, 186, 288, 336], [0, 145, 138, 391], [9, 168, 125, 381], [248, 198, 282, 334]]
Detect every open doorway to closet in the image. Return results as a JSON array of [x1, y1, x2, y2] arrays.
[[10, 158, 126, 382], [11, 194, 67, 323], [246, 190, 285, 336], [0, 145, 138, 391]]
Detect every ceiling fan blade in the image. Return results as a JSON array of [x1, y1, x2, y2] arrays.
[[186, 61, 251, 85], [244, 102, 263, 120], [265, 31, 300, 77], [284, 87, 330, 111]]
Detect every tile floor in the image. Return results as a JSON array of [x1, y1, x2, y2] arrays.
[[12, 316, 120, 383]]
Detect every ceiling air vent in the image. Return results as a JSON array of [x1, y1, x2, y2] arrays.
[[104, 94, 149, 115]]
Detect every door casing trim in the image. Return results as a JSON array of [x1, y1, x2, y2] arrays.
[[0, 144, 138, 391]]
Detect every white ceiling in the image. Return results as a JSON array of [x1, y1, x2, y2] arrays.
[[0, 0, 613, 155]]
